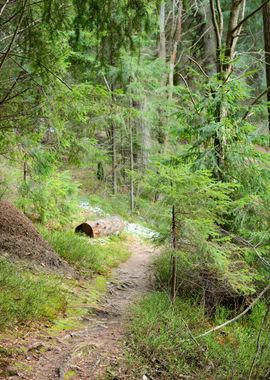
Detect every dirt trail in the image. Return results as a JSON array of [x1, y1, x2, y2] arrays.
[[7, 238, 156, 380]]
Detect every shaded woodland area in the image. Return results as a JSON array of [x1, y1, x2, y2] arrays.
[[1, 1, 270, 379]]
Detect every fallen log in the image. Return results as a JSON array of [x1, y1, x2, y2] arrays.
[[75, 216, 125, 238]]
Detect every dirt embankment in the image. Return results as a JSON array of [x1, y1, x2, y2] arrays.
[[0, 200, 69, 271]]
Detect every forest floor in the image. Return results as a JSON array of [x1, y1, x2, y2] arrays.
[[1, 237, 157, 380]]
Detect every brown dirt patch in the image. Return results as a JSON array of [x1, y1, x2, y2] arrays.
[[0, 238, 158, 380], [0, 201, 69, 271]]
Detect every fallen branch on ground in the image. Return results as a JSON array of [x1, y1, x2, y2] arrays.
[[195, 282, 270, 339]]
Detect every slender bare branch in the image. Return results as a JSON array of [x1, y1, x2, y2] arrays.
[[196, 282, 270, 339], [0, 7, 22, 28], [0, 18, 41, 43], [188, 56, 209, 78], [0, 0, 28, 71], [10, 56, 42, 88], [178, 73, 200, 115], [0, 87, 29, 105], [215, 0, 223, 39], [220, 228, 270, 268], [102, 74, 112, 92], [242, 87, 270, 120], [0, 72, 22, 105], [232, 0, 270, 35], [210, 0, 221, 52], [0, 0, 10, 17], [39, 63, 72, 91]]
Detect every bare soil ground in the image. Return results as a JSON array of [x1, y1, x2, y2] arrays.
[[1, 238, 157, 380], [0, 201, 70, 272]]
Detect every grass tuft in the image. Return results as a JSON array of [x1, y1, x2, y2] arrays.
[[42, 229, 130, 274], [128, 292, 270, 380], [0, 258, 66, 330]]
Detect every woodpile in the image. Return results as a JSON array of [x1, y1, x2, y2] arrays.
[[75, 216, 125, 238]]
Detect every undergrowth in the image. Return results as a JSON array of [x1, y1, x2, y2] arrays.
[[154, 248, 259, 312], [0, 258, 66, 330], [42, 229, 130, 274], [0, 226, 130, 331], [88, 193, 168, 231], [128, 292, 270, 380]]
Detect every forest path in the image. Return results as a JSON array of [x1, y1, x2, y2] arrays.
[[9, 238, 157, 380]]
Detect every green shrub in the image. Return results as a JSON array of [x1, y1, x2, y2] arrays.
[[129, 292, 270, 380], [154, 247, 257, 312], [0, 258, 66, 330], [42, 230, 130, 274], [140, 163, 259, 310], [18, 170, 78, 224], [17, 150, 79, 224]]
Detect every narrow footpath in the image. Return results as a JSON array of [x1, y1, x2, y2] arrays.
[[6, 238, 157, 380]]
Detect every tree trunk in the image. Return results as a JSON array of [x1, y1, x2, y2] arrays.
[[224, 0, 246, 76], [169, 0, 183, 94], [130, 121, 135, 211], [209, 0, 246, 178], [103, 76, 117, 194], [97, 162, 104, 181], [75, 216, 125, 238], [23, 161, 27, 182], [159, 1, 166, 62], [140, 97, 151, 168], [200, 1, 217, 76], [262, 0, 270, 136], [111, 122, 117, 194], [171, 204, 177, 304]]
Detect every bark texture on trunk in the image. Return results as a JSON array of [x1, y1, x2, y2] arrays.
[[130, 123, 135, 211], [200, 1, 217, 76], [169, 0, 183, 92], [159, 1, 166, 62], [171, 205, 177, 304], [263, 0, 270, 135], [111, 123, 117, 194], [139, 97, 151, 168], [75, 216, 125, 238]]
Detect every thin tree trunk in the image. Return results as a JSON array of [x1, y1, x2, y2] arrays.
[[103, 75, 117, 194], [169, 0, 183, 94], [262, 0, 270, 137], [23, 161, 27, 182], [209, 0, 246, 178], [156, 1, 167, 150], [0, 0, 28, 72], [140, 97, 151, 168], [130, 122, 135, 211], [171, 204, 177, 304], [200, 1, 217, 76], [224, 0, 246, 76], [196, 282, 270, 339], [111, 123, 117, 194]]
